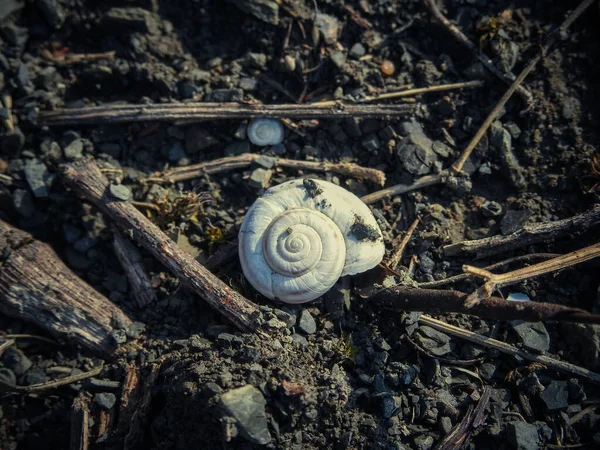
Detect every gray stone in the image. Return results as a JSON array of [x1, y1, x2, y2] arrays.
[[396, 121, 438, 175], [248, 168, 272, 189], [254, 155, 275, 169], [94, 392, 117, 410], [414, 434, 434, 450], [225, 140, 250, 156], [219, 385, 271, 444], [505, 121, 522, 139], [490, 121, 526, 188], [479, 362, 497, 381], [109, 183, 132, 201], [291, 333, 308, 349], [185, 127, 220, 153], [378, 394, 401, 419], [0, 0, 24, 23], [539, 381, 569, 411], [349, 43, 366, 59], [510, 320, 549, 352], [330, 51, 346, 69], [506, 421, 540, 450], [432, 141, 452, 157], [104, 7, 159, 34], [418, 255, 435, 274], [226, 0, 279, 25], [12, 189, 35, 218], [21, 368, 47, 385], [481, 200, 503, 217], [439, 416, 453, 434], [414, 326, 452, 356], [239, 77, 258, 91], [73, 236, 96, 253], [315, 13, 339, 44], [24, 159, 51, 198], [167, 142, 186, 162], [2, 348, 32, 376], [501, 210, 532, 235], [361, 134, 380, 152], [324, 287, 348, 321], [298, 309, 317, 334], [63, 139, 84, 160], [206, 88, 243, 102], [38, 0, 64, 29], [0, 368, 16, 385]]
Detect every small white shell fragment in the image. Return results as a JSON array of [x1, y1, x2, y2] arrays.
[[239, 178, 385, 303], [247, 118, 284, 146], [507, 292, 531, 302]]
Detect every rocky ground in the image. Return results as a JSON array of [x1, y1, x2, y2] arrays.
[[1, 0, 600, 449]]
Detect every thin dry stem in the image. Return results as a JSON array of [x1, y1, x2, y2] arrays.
[[361, 173, 443, 204], [162, 153, 386, 185], [463, 242, 600, 307], [387, 217, 420, 270], [419, 315, 600, 384], [452, 0, 597, 173], [423, 0, 533, 102]]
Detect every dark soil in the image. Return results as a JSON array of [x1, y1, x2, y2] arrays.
[[1, 1, 600, 449]]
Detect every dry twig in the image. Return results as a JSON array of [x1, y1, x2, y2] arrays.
[[41, 102, 416, 126], [418, 253, 560, 288], [60, 159, 263, 333], [463, 242, 600, 307], [112, 227, 157, 308], [70, 394, 90, 450], [0, 364, 104, 393], [387, 217, 420, 270], [361, 173, 443, 204], [435, 386, 491, 450], [314, 80, 484, 107], [162, 153, 386, 185], [371, 285, 600, 325], [444, 204, 600, 258], [424, 0, 533, 103], [419, 315, 600, 384], [451, 0, 597, 173]]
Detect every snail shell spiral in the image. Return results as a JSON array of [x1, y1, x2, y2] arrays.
[[239, 179, 385, 304], [247, 118, 284, 146]]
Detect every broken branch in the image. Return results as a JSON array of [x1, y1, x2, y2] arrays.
[[41, 102, 417, 126], [451, 0, 597, 173], [419, 315, 600, 384], [60, 159, 263, 333], [463, 242, 600, 307], [443, 204, 600, 258], [162, 153, 386, 185], [360, 173, 443, 205], [371, 285, 600, 325], [0, 219, 132, 356]]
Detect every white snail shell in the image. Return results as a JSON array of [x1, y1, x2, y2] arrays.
[[239, 178, 385, 304], [247, 119, 284, 146]]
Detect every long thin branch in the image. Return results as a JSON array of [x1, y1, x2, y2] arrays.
[[314, 80, 484, 107], [451, 0, 597, 173], [360, 173, 443, 204], [60, 159, 263, 333], [419, 315, 600, 384], [463, 242, 600, 307], [423, 0, 532, 102], [387, 217, 420, 270], [371, 285, 600, 325], [162, 153, 386, 185], [444, 204, 600, 258], [40, 102, 417, 126], [0, 364, 104, 393], [418, 253, 560, 288]]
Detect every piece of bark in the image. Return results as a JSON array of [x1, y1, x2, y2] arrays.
[[444, 204, 600, 258], [0, 219, 132, 356], [371, 285, 600, 325], [41, 102, 417, 126], [112, 227, 156, 308], [70, 394, 90, 450], [60, 159, 262, 333]]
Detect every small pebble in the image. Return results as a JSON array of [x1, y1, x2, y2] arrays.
[[298, 309, 317, 334], [381, 60, 395, 76], [109, 183, 132, 201], [94, 392, 117, 410]]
